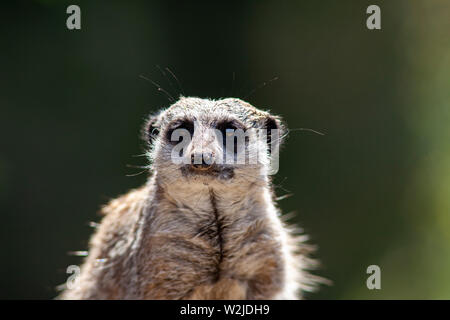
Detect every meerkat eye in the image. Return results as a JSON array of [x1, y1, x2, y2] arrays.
[[216, 120, 243, 154], [166, 120, 194, 145], [216, 120, 239, 137]]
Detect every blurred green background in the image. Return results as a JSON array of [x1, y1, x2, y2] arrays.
[[1, 0, 449, 299]]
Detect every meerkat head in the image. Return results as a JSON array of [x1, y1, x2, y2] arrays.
[[143, 97, 285, 188]]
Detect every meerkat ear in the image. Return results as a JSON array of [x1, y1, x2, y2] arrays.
[[263, 115, 286, 153], [142, 113, 161, 144]]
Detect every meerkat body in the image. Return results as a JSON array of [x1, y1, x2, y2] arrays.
[[61, 97, 319, 299]]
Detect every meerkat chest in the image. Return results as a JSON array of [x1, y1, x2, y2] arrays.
[[139, 188, 284, 299], [150, 203, 276, 275]]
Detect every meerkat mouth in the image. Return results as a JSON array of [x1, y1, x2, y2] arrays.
[[180, 164, 234, 180]]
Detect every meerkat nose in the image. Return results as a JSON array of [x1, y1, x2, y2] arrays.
[[191, 152, 214, 170]]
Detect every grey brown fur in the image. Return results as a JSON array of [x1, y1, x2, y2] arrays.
[[60, 97, 320, 300]]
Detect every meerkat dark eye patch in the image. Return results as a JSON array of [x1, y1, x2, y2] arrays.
[[215, 120, 246, 155], [216, 120, 241, 153], [166, 120, 194, 145], [216, 120, 239, 137]]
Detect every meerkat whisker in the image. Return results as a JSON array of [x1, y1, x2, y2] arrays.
[[165, 67, 185, 97], [139, 74, 175, 103]]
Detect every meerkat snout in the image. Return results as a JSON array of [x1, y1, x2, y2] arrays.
[[191, 152, 214, 170]]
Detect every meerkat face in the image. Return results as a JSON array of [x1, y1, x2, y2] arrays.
[[143, 97, 285, 188]]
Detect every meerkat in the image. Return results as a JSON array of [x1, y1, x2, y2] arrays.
[[60, 97, 322, 300]]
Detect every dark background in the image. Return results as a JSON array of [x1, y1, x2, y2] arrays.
[[1, 0, 449, 299]]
